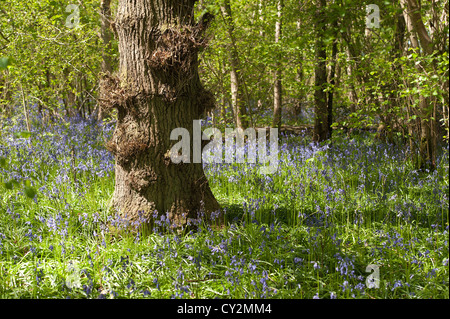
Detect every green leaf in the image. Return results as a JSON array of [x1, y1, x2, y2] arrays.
[[0, 57, 10, 70], [24, 186, 37, 199], [13, 131, 33, 139], [0, 157, 7, 168], [4, 181, 14, 190]]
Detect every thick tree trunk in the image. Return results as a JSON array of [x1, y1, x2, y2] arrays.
[[313, 0, 329, 142], [103, 0, 221, 228]]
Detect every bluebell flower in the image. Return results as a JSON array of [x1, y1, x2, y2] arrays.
[[340, 280, 351, 292], [142, 289, 151, 297], [426, 269, 437, 278], [392, 280, 403, 290]]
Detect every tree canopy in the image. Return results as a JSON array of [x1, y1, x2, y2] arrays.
[[1, 0, 448, 170]]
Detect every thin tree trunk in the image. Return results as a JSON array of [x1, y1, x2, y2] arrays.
[[401, 0, 437, 170], [404, 0, 433, 55], [377, 9, 406, 143], [345, 46, 358, 115], [294, 56, 305, 120], [256, 0, 265, 117], [64, 68, 76, 117], [313, 0, 329, 142], [221, 0, 248, 129], [432, 0, 449, 140], [294, 17, 305, 122], [272, 0, 283, 128], [217, 56, 227, 126], [327, 20, 338, 140], [20, 84, 31, 132], [98, 0, 114, 121], [401, 0, 420, 153], [258, 0, 264, 37], [103, 0, 221, 228]]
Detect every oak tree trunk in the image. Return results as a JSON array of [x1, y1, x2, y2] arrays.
[[102, 0, 221, 228]]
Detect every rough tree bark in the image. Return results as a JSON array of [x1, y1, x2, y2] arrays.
[[101, 0, 221, 228]]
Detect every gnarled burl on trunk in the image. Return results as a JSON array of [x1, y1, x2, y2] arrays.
[[100, 0, 221, 228]]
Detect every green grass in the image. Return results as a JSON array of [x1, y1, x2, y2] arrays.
[[0, 116, 448, 299]]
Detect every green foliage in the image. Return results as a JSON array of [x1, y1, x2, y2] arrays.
[[0, 57, 10, 70], [0, 117, 448, 298], [0, 0, 448, 299], [13, 131, 33, 139], [0, 0, 117, 117], [198, 0, 314, 126]]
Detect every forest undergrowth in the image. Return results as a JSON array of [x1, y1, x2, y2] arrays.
[[0, 108, 448, 299]]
